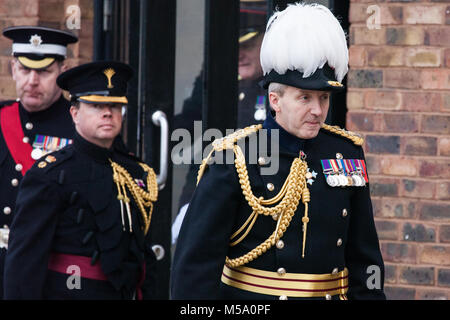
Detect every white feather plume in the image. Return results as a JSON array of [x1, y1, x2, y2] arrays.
[[260, 3, 349, 82]]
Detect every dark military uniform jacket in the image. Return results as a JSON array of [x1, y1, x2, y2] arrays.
[[0, 96, 74, 299], [171, 113, 386, 300], [4, 133, 157, 299]]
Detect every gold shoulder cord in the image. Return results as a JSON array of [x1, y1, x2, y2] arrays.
[[197, 125, 311, 268], [321, 123, 364, 146], [110, 160, 158, 235]]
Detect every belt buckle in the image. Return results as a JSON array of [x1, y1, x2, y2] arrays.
[[0, 228, 9, 249]]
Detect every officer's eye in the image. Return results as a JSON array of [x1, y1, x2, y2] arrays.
[[299, 95, 309, 101], [321, 94, 330, 101], [37, 70, 49, 75], [19, 66, 30, 74]]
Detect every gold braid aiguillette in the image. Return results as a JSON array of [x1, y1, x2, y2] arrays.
[[110, 160, 158, 235], [196, 125, 312, 268]]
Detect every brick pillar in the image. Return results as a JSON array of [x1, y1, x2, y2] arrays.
[[348, 0, 450, 300], [0, 0, 93, 100]]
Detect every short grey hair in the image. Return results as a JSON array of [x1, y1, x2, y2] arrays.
[[268, 82, 287, 97]]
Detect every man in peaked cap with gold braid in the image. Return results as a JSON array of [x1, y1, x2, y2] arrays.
[[4, 61, 159, 299], [171, 3, 385, 300], [0, 26, 78, 299]]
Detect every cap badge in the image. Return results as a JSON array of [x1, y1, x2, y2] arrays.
[[29, 34, 43, 47], [327, 81, 343, 87], [103, 68, 116, 89]]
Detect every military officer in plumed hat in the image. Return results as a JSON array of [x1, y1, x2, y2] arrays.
[[172, 0, 268, 244], [0, 26, 78, 298], [4, 61, 159, 299], [171, 3, 386, 300]]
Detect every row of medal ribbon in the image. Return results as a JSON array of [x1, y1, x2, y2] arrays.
[[320, 158, 368, 187], [31, 134, 73, 160]]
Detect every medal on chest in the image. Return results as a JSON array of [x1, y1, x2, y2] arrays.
[[31, 134, 73, 160], [321, 153, 368, 187], [253, 95, 267, 121]]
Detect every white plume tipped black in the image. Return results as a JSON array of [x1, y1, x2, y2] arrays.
[[260, 3, 349, 82]]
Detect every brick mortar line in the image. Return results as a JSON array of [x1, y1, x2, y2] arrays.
[[348, 88, 449, 92], [350, 22, 449, 27], [384, 285, 450, 291], [375, 217, 449, 227], [369, 175, 450, 181], [379, 239, 450, 247], [360, 132, 450, 137], [369, 175, 450, 182], [366, 154, 450, 160], [348, 109, 449, 114], [384, 261, 450, 269], [384, 283, 450, 290], [373, 199, 450, 205], [348, 66, 450, 69]]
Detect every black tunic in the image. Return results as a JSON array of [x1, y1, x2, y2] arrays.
[[4, 133, 157, 299], [0, 96, 74, 299], [171, 112, 386, 300]]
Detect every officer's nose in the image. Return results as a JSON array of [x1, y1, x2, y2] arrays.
[[28, 70, 39, 85], [310, 97, 323, 117], [102, 104, 113, 117]]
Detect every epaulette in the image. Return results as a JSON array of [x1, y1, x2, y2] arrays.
[[321, 123, 364, 146], [197, 124, 262, 184], [211, 124, 262, 151], [35, 147, 74, 173]]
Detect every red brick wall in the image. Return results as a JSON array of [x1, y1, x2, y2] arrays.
[[348, 0, 449, 300], [0, 0, 93, 100]]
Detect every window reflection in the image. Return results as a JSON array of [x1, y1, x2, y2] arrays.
[[171, 1, 270, 247]]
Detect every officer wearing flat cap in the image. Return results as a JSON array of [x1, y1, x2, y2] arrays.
[[4, 61, 159, 299], [0, 26, 77, 298], [172, 0, 269, 244], [171, 3, 386, 300]]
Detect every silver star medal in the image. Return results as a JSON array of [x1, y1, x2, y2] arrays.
[[306, 168, 317, 185]]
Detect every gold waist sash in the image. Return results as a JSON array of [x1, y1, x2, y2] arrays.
[[221, 265, 348, 298]]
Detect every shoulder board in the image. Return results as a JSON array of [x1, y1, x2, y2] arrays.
[[197, 124, 262, 185], [321, 123, 364, 146], [35, 147, 74, 173], [211, 124, 262, 151]]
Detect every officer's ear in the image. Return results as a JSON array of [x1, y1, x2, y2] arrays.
[[60, 63, 68, 73], [69, 103, 80, 124], [268, 91, 281, 113], [10, 59, 18, 81]]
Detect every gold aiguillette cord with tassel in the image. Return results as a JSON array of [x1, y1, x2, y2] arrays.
[[225, 147, 311, 268], [110, 160, 158, 235], [198, 127, 312, 268]]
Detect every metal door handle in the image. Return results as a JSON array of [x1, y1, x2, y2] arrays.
[[151, 110, 169, 190]]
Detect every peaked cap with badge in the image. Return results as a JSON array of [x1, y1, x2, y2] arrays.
[[3, 26, 78, 69], [57, 60, 133, 104], [172, 2, 385, 301], [239, 0, 267, 44]]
